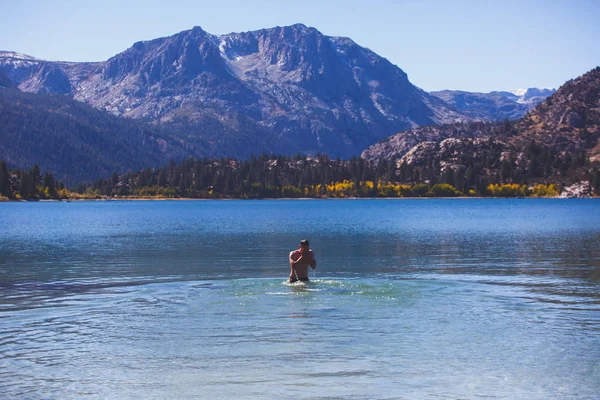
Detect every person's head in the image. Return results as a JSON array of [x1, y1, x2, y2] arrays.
[[299, 239, 309, 252]]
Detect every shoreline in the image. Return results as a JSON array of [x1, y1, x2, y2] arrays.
[[2, 196, 598, 202]]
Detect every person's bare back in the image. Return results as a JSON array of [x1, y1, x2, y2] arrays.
[[289, 240, 316, 283]]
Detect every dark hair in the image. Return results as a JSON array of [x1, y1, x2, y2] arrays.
[[300, 239, 309, 247]]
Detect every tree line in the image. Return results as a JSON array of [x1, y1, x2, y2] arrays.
[[2, 142, 599, 200], [71, 146, 599, 198], [0, 161, 68, 200]]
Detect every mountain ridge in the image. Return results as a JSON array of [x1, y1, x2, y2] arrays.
[[0, 24, 465, 158], [430, 87, 555, 121], [361, 67, 600, 188]]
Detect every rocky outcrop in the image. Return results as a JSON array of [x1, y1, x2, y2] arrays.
[[400, 142, 438, 167], [398, 137, 506, 176], [560, 181, 592, 198], [362, 121, 496, 162], [19, 64, 72, 94]]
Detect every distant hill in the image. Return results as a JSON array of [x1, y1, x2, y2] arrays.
[[430, 88, 555, 121], [503, 88, 557, 106], [362, 67, 600, 187], [0, 25, 466, 159], [510, 70, 600, 160], [0, 88, 197, 182]]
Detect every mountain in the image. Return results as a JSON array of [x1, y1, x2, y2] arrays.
[[510, 70, 599, 161], [0, 87, 196, 182], [361, 67, 600, 186], [430, 87, 555, 121], [505, 88, 557, 106], [0, 24, 465, 159]]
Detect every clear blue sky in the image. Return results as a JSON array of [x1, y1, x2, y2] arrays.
[[1, 0, 599, 92]]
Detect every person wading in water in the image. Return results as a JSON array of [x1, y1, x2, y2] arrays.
[[289, 240, 317, 283]]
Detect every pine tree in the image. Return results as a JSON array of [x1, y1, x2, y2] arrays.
[[501, 159, 512, 182], [592, 170, 600, 195], [30, 164, 42, 197], [441, 167, 454, 185], [111, 172, 119, 187], [42, 172, 57, 198], [386, 157, 397, 183], [157, 169, 167, 187], [19, 172, 32, 199], [0, 161, 10, 197]]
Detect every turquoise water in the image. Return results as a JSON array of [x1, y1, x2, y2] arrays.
[[1, 199, 599, 399]]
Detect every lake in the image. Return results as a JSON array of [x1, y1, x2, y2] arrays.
[[1, 199, 599, 399]]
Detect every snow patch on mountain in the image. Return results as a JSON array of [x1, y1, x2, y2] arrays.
[[509, 88, 556, 105], [0, 51, 37, 60]]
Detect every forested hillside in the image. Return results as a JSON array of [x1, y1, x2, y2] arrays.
[[69, 154, 600, 199], [0, 88, 197, 182]]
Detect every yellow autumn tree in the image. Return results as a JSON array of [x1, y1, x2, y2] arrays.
[[487, 184, 529, 197]]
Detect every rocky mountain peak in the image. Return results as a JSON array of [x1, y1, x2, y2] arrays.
[[102, 25, 227, 84], [188, 25, 210, 37], [0, 24, 465, 157]]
